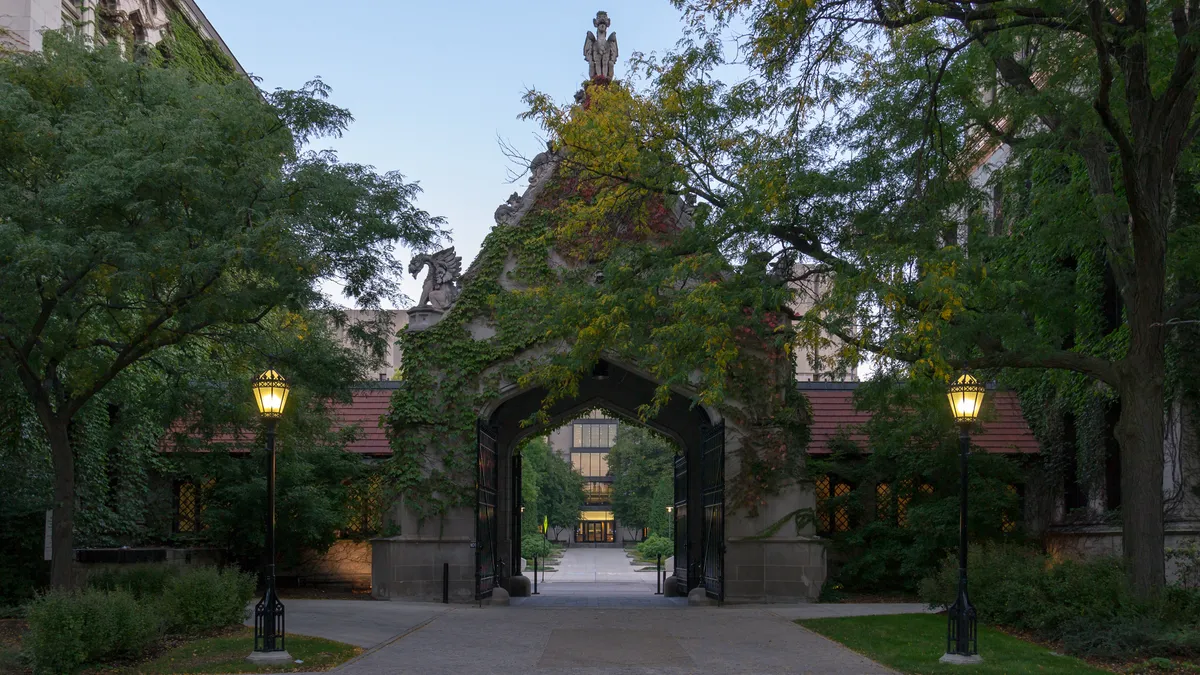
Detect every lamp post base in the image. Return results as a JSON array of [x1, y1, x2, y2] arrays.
[[246, 650, 293, 665], [939, 653, 983, 665]]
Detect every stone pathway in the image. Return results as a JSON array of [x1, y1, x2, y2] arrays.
[[540, 546, 655, 585], [262, 599, 921, 674]]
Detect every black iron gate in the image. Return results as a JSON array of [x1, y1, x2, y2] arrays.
[[511, 448, 523, 578], [673, 451, 687, 594], [701, 422, 725, 602], [475, 420, 498, 600]]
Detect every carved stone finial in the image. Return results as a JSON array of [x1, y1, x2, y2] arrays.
[[529, 142, 554, 186], [493, 192, 523, 225], [583, 11, 618, 81], [408, 247, 463, 311]]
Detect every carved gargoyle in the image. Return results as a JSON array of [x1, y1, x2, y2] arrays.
[[408, 247, 463, 311], [493, 192, 523, 225]]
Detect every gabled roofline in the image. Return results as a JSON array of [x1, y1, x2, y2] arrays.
[[174, 0, 246, 77]]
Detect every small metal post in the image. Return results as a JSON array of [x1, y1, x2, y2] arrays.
[[532, 556, 539, 595], [655, 555, 662, 595], [442, 562, 449, 604]]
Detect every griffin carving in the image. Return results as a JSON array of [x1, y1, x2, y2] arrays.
[[408, 247, 463, 311], [583, 11, 618, 80]]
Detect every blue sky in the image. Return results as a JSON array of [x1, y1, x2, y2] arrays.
[[199, 1, 702, 307]]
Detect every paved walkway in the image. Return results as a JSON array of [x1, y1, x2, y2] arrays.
[[541, 547, 655, 585], [260, 599, 926, 674]]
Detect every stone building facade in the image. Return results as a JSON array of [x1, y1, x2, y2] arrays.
[[0, 0, 240, 68]]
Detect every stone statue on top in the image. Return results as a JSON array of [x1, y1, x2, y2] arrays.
[[583, 11, 618, 80], [408, 247, 462, 311]]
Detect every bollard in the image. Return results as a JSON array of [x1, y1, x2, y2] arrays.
[[442, 562, 449, 604], [532, 556, 539, 595], [655, 554, 663, 594]]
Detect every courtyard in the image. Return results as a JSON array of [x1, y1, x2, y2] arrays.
[[1, 0, 1199, 674]]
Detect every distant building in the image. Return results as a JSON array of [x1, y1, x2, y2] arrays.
[[332, 310, 408, 381], [546, 410, 627, 545]]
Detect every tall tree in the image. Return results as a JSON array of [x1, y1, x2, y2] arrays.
[[521, 0, 1200, 598], [537, 447, 586, 541], [608, 425, 675, 538], [0, 35, 442, 587]]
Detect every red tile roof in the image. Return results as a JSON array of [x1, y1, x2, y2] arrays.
[[161, 385, 396, 456], [333, 387, 392, 455], [803, 385, 1040, 455]]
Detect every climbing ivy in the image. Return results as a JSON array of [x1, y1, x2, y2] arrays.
[[156, 11, 238, 84], [384, 152, 811, 525]]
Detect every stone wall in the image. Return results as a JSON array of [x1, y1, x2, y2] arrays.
[[280, 540, 372, 590], [1045, 523, 1200, 585]]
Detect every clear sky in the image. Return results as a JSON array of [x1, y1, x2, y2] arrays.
[[198, 1, 700, 307]]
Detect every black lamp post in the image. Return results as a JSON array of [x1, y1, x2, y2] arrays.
[[248, 369, 291, 665], [941, 372, 986, 665]]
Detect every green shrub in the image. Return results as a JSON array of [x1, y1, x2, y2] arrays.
[[919, 543, 1200, 659], [636, 534, 673, 561], [25, 588, 161, 674], [1059, 615, 1200, 659], [159, 567, 255, 634], [522, 534, 552, 560], [87, 564, 180, 600]]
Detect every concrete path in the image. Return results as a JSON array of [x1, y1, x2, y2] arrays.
[[244, 599, 449, 648], [541, 547, 652, 584], [266, 599, 914, 674]]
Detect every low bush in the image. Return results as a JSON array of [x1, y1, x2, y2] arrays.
[[919, 543, 1200, 659], [87, 563, 180, 600], [522, 534, 552, 561], [25, 588, 161, 674], [636, 534, 673, 562], [159, 567, 255, 634]]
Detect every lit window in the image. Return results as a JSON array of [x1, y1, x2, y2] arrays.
[[876, 482, 893, 522], [1001, 485, 1019, 533], [833, 483, 851, 532], [813, 476, 832, 534]]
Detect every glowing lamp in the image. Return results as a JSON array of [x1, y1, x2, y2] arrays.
[[947, 373, 985, 425], [252, 369, 290, 419]]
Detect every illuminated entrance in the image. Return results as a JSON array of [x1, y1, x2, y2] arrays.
[[576, 512, 616, 543]]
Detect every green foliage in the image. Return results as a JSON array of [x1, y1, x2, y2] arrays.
[[87, 564, 179, 600], [0, 32, 442, 581], [157, 567, 255, 635], [179, 439, 366, 569], [920, 544, 1200, 658], [536, 445, 585, 538], [25, 566, 256, 672], [812, 377, 1024, 592], [636, 534, 673, 561], [521, 534, 552, 560], [518, 438, 549, 536], [647, 475, 674, 537], [157, 11, 238, 84], [385, 145, 808, 523], [25, 588, 161, 674], [608, 426, 676, 533]]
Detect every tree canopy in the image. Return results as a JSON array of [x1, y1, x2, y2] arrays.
[[519, 0, 1200, 598], [607, 425, 676, 536], [0, 34, 443, 587]]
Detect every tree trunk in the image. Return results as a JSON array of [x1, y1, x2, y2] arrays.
[[1115, 361, 1167, 598], [46, 417, 76, 589]]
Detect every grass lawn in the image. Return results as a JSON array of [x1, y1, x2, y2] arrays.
[[798, 613, 1110, 675], [81, 627, 360, 675]]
